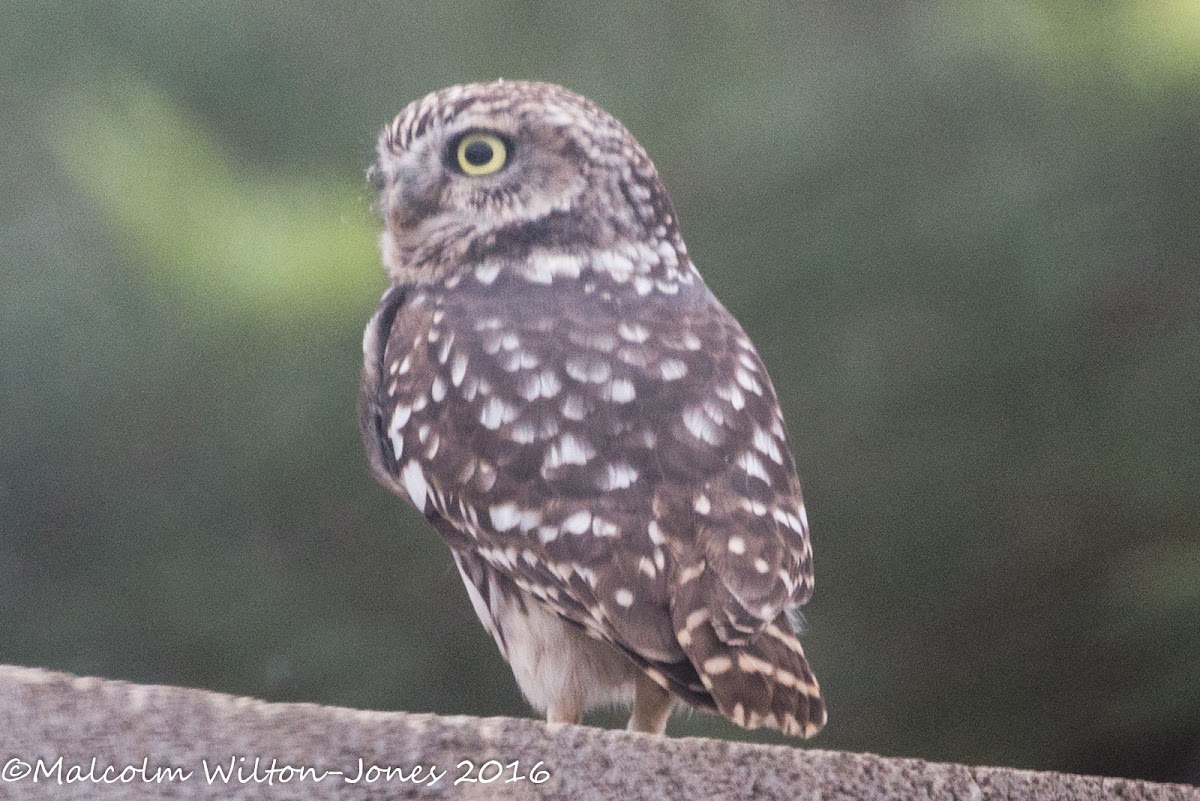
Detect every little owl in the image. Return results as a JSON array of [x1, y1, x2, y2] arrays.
[[360, 80, 825, 737]]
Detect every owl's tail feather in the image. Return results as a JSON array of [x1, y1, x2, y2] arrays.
[[672, 595, 826, 738]]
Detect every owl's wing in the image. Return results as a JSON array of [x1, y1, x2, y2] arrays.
[[361, 268, 813, 707], [647, 293, 814, 646]]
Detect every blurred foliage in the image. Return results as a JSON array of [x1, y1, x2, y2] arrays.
[[50, 81, 378, 320], [2, 0, 1199, 786]]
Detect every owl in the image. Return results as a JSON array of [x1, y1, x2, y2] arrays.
[[360, 80, 825, 738]]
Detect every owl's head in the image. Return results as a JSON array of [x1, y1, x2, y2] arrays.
[[372, 80, 679, 283]]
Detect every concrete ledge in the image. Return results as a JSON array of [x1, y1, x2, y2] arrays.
[[0, 665, 1194, 800]]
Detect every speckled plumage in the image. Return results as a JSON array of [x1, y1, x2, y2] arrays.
[[360, 80, 825, 737]]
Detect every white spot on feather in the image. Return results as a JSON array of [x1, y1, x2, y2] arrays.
[[702, 400, 726, 426], [603, 378, 636, 403], [490, 503, 521, 532], [562, 510, 592, 534], [742, 498, 768, 516], [736, 367, 764, 395], [716, 383, 746, 410], [656, 241, 678, 270], [437, 332, 454, 364], [737, 451, 771, 484], [500, 348, 540, 372], [594, 251, 635, 282], [565, 356, 611, 384], [754, 426, 784, 464], [451, 354, 468, 387], [683, 406, 721, 445], [592, 517, 619, 537], [618, 322, 650, 343], [475, 261, 501, 285], [480, 397, 519, 429], [545, 433, 595, 468], [598, 462, 638, 490], [387, 405, 411, 459], [659, 358, 687, 380], [517, 369, 562, 401], [703, 656, 733, 675], [524, 253, 582, 283], [401, 462, 428, 511]]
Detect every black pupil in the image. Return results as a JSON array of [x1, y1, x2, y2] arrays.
[[463, 139, 494, 166]]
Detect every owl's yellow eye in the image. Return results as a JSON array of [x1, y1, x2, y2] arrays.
[[455, 132, 508, 176]]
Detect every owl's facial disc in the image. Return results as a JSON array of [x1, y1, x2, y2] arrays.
[[374, 81, 679, 285]]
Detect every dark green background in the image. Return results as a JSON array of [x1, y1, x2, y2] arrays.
[[3, 0, 1198, 785]]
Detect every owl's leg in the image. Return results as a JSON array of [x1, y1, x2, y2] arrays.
[[546, 701, 583, 726], [626, 671, 673, 734]]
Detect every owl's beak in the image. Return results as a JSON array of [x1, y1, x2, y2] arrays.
[[366, 164, 387, 192]]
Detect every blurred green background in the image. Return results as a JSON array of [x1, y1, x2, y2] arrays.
[[3, 0, 1198, 785]]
